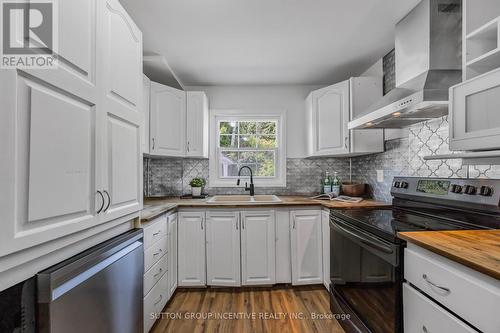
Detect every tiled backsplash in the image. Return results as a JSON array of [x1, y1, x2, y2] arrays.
[[352, 116, 500, 202], [145, 116, 500, 202], [144, 157, 351, 197]]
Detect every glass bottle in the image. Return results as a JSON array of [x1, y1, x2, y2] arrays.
[[331, 172, 341, 197], [323, 171, 332, 194]]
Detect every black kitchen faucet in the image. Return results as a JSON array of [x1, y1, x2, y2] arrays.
[[236, 166, 255, 196]]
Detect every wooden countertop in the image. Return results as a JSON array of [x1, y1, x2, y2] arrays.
[[141, 195, 390, 222], [398, 230, 500, 280]]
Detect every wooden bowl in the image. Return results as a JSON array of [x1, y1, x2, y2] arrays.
[[341, 182, 366, 197]]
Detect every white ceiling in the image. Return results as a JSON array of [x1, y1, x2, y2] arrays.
[[121, 0, 420, 86]]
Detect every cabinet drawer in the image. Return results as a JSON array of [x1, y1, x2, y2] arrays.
[[405, 245, 500, 333], [144, 272, 169, 333], [403, 283, 476, 333], [144, 254, 168, 296], [143, 215, 167, 250], [144, 236, 167, 272]]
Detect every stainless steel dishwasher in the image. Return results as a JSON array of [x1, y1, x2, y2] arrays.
[[37, 229, 144, 333]]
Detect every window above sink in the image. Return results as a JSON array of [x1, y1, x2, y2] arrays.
[[209, 110, 287, 188]]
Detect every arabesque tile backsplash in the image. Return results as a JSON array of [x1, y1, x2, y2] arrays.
[[144, 116, 500, 202]]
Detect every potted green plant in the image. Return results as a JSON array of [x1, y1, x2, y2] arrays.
[[189, 177, 205, 197]]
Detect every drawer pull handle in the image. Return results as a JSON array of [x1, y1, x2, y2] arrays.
[[153, 249, 163, 256], [154, 294, 163, 305], [153, 230, 161, 236], [154, 268, 163, 278], [423, 274, 450, 293], [422, 325, 428, 333]]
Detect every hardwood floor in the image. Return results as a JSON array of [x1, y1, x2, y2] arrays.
[[151, 285, 345, 333]]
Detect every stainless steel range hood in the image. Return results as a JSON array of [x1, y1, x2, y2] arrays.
[[349, 0, 462, 129]]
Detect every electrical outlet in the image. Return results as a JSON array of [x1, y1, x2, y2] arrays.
[[376, 170, 384, 183]]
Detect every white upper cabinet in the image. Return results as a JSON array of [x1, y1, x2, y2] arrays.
[[149, 82, 186, 157], [307, 77, 384, 157], [290, 210, 323, 285], [178, 211, 206, 287], [450, 67, 500, 151], [206, 211, 241, 286], [99, 0, 142, 221], [1, 0, 92, 257], [186, 91, 209, 158], [0, 0, 143, 261], [240, 211, 276, 286], [308, 81, 350, 156], [145, 86, 209, 158], [142, 75, 151, 154]]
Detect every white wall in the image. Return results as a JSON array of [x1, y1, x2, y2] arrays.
[[361, 58, 383, 77], [186, 85, 322, 158]]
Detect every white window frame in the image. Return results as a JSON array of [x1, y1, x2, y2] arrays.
[[209, 109, 287, 188]]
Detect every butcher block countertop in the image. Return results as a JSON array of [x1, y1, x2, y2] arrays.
[[398, 230, 500, 280], [141, 195, 390, 223]]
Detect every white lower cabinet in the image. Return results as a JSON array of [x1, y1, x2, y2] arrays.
[[178, 211, 206, 286], [405, 244, 500, 333], [141, 215, 169, 333], [403, 283, 476, 333], [290, 210, 323, 285], [321, 209, 330, 289], [206, 211, 241, 286], [177, 207, 327, 289], [167, 213, 178, 296], [241, 210, 276, 286], [275, 209, 292, 283], [144, 272, 169, 333]]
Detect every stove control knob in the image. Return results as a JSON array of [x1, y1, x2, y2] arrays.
[[394, 181, 401, 188], [451, 184, 462, 194], [480, 186, 493, 197], [464, 185, 477, 195], [400, 181, 409, 189]]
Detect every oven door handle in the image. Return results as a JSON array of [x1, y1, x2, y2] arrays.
[[333, 222, 394, 254]]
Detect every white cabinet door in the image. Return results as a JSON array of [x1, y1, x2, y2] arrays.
[[150, 82, 186, 157], [0, 0, 102, 257], [291, 210, 323, 285], [99, 0, 142, 222], [321, 209, 330, 290], [167, 213, 178, 298], [450, 68, 500, 151], [186, 91, 209, 158], [309, 81, 350, 156], [142, 75, 151, 154], [206, 211, 241, 286], [275, 209, 292, 283], [178, 212, 206, 286], [241, 211, 276, 286]]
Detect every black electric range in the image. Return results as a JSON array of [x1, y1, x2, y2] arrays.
[[329, 177, 500, 333]]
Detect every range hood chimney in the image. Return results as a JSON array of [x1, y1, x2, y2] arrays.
[[349, 0, 462, 129]]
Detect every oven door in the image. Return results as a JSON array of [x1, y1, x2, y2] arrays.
[[330, 216, 402, 333]]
